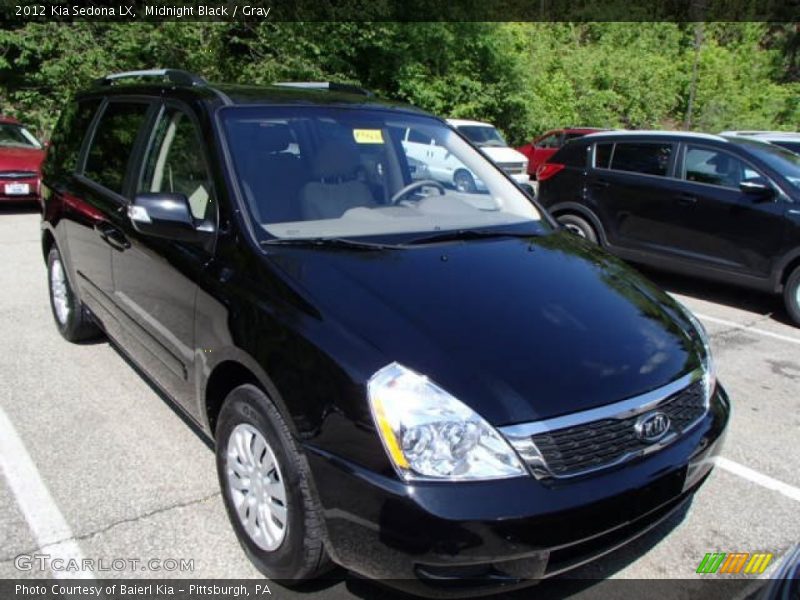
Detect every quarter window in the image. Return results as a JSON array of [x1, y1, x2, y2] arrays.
[[84, 102, 150, 194], [45, 99, 100, 177], [683, 146, 763, 189], [609, 142, 672, 177], [139, 107, 214, 221]]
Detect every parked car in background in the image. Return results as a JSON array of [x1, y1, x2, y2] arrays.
[[0, 116, 45, 204], [517, 127, 607, 179], [42, 70, 727, 596], [428, 119, 530, 192], [719, 130, 800, 154], [537, 130, 800, 326]]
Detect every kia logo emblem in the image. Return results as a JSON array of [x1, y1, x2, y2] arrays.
[[635, 411, 671, 442]]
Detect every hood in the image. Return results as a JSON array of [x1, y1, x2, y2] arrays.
[[481, 146, 528, 164], [271, 232, 699, 426], [0, 146, 45, 172]]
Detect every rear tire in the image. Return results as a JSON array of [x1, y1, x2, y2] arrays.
[[557, 213, 599, 244], [47, 245, 101, 342], [784, 266, 800, 327], [216, 384, 332, 584]]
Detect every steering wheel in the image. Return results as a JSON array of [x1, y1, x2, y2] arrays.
[[390, 180, 446, 205]]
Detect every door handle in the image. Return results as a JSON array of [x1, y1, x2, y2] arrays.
[[676, 194, 698, 206], [95, 222, 130, 251], [591, 179, 610, 188]]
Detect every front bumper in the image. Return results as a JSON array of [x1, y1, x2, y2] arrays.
[[305, 385, 729, 596]]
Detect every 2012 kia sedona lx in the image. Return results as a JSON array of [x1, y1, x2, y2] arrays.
[[41, 70, 729, 596]]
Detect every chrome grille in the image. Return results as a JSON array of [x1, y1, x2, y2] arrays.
[[501, 371, 708, 479], [0, 171, 37, 180]]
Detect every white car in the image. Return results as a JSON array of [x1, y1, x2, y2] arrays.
[[401, 119, 529, 193], [719, 130, 800, 155]]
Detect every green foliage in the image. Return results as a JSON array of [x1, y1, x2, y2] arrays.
[[1, 21, 798, 144]]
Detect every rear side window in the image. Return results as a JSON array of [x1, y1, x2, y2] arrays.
[[609, 142, 672, 177], [44, 99, 101, 178], [84, 102, 150, 194], [553, 142, 588, 167]]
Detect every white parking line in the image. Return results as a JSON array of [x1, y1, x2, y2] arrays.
[[0, 406, 93, 579], [716, 456, 800, 503], [695, 313, 800, 346]]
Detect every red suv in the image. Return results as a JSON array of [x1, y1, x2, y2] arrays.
[[0, 116, 45, 204], [517, 127, 606, 179]]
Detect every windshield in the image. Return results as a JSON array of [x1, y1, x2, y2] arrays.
[[743, 140, 800, 190], [221, 107, 541, 240], [456, 125, 508, 148], [0, 123, 41, 149]]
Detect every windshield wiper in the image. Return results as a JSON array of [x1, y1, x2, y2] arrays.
[[402, 228, 540, 246], [262, 237, 398, 250]]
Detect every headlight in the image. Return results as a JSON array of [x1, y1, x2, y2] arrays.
[[678, 303, 716, 405], [367, 363, 527, 481]]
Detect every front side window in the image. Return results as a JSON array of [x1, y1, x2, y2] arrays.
[[0, 123, 41, 149], [609, 142, 672, 177], [683, 146, 763, 189], [139, 107, 214, 221], [84, 102, 150, 194], [221, 107, 542, 240]]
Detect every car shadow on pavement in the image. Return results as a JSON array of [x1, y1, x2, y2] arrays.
[[635, 266, 795, 327], [0, 201, 40, 215]]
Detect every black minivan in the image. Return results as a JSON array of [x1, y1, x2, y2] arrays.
[[41, 71, 728, 595], [537, 130, 800, 326]]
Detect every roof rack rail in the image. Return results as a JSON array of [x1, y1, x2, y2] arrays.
[[93, 69, 207, 87], [274, 81, 374, 97]]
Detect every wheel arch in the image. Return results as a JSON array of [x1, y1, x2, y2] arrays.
[[548, 202, 609, 246], [202, 352, 295, 440], [777, 251, 800, 293]]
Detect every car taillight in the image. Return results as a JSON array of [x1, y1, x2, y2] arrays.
[[536, 163, 565, 182]]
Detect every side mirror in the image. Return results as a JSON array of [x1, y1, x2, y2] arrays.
[[518, 182, 535, 198], [740, 180, 774, 201], [128, 193, 204, 241]]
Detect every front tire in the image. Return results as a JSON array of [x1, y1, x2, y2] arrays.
[[453, 169, 476, 193], [47, 245, 101, 342], [216, 384, 331, 583], [784, 266, 800, 327], [557, 213, 599, 244]]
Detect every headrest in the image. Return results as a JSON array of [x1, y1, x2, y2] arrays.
[[312, 140, 362, 179], [254, 123, 293, 153]]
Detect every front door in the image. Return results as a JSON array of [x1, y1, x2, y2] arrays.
[[666, 143, 787, 277], [110, 103, 217, 416]]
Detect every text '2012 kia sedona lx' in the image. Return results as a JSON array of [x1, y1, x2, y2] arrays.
[[41, 71, 729, 596]]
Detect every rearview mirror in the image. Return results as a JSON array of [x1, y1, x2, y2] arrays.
[[128, 193, 205, 241], [739, 180, 774, 201]]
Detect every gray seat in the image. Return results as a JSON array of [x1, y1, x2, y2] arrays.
[[239, 124, 305, 223], [301, 140, 377, 220]]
